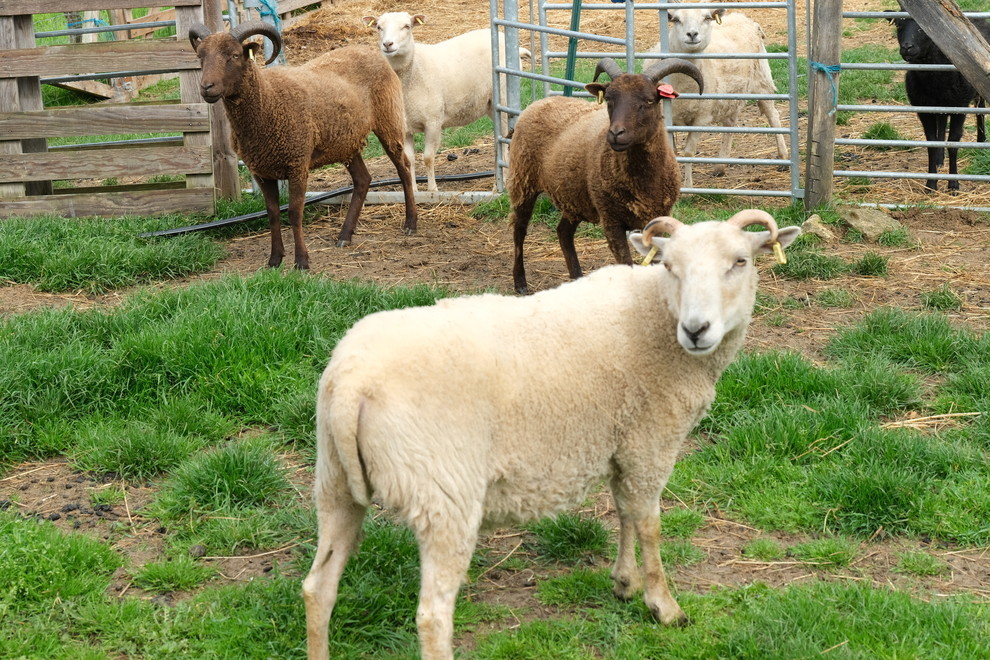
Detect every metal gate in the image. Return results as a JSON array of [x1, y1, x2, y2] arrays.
[[489, 1, 802, 201]]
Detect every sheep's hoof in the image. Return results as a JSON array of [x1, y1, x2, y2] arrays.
[[649, 604, 689, 627], [514, 286, 529, 296], [294, 262, 310, 271], [336, 239, 351, 248], [403, 226, 416, 236], [712, 169, 726, 178], [267, 258, 284, 268]]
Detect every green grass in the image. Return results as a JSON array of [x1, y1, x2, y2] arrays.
[[894, 549, 949, 577], [790, 536, 859, 568], [0, 214, 226, 293], [921, 284, 963, 311], [132, 554, 216, 593], [526, 513, 612, 564], [861, 121, 910, 150], [741, 537, 785, 561]]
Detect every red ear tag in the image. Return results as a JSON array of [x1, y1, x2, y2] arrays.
[[657, 84, 679, 99]]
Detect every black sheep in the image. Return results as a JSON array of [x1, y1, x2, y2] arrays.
[[889, 12, 989, 192]]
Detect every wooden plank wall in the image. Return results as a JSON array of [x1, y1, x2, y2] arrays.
[[0, 0, 239, 219]]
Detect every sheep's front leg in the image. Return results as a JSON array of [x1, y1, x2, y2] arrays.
[[946, 113, 966, 193], [422, 123, 443, 192], [403, 132, 420, 192], [337, 154, 372, 247], [610, 508, 642, 600], [287, 174, 311, 269], [556, 218, 583, 279], [257, 176, 285, 268], [635, 506, 686, 625], [680, 131, 702, 189]]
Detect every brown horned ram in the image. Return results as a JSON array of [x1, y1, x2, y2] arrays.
[[188, 21, 417, 269], [508, 57, 703, 294]]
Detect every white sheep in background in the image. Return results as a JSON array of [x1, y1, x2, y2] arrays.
[[364, 11, 530, 192], [303, 210, 801, 660], [655, 5, 789, 188]]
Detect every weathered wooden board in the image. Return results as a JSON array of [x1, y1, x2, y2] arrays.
[[0, 40, 199, 79], [1, 0, 201, 16], [1, 104, 209, 139], [898, 0, 990, 102], [0, 188, 215, 218], [2, 145, 212, 182]]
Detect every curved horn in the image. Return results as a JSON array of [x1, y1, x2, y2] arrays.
[[230, 20, 282, 65], [727, 209, 779, 240], [593, 58, 625, 82], [640, 216, 684, 247], [643, 58, 705, 94], [188, 23, 213, 51]]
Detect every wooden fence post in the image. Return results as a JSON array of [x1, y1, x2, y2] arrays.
[[897, 0, 990, 102], [804, 0, 842, 210]]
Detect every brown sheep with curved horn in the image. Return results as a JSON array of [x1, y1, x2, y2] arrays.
[[188, 21, 417, 269], [508, 56, 704, 294]]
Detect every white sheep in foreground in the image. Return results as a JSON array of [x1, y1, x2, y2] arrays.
[[364, 11, 530, 192], [302, 209, 801, 660], [654, 5, 789, 188]]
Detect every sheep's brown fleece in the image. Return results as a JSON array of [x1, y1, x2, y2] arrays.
[[192, 24, 416, 268], [507, 61, 698, 294], [221, 46, 400, 182]]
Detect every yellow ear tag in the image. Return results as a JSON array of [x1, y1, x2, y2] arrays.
[[772, 241, 787, 265], [715, 13, 722, 25], [249, 48, 255, 62], [641, 245, 658, 266], [597, 90, 604, 104]]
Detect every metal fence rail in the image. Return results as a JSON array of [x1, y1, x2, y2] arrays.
[[490, 0, 801, 199]]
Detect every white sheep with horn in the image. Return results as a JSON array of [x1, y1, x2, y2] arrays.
[[303, 209, 801, 660]]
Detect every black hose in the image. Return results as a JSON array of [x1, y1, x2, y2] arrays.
[[141, 170, 496, 238]]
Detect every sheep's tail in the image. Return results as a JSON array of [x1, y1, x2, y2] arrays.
[[315, 372, 373, 508]]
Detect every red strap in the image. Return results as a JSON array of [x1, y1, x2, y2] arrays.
[[657, 84, 679, 99]]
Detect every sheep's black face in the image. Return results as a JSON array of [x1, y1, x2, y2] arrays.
[[598, 77, 663, 152], [892, 18, 941, 64]]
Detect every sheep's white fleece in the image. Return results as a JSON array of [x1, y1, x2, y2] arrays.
[[319, 262, 742, 529], [661, 11, 788, 187]]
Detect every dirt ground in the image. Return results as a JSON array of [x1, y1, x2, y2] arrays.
[[2, 0, 989, 624]]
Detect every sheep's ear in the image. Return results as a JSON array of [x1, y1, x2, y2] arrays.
[[244, 41, 263, 62], [712, 8, 725, 24], [628, 231, 667, 265], [413, 14, 427, 26], [750, 225, 801, 255], [362, 16, 377, 28], [585, 82, 608, 104]]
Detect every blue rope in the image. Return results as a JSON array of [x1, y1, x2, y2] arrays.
[[255, 0, 282, 32], [810, 61, 841, 116]]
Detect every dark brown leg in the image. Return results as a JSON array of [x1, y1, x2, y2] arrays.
[[380, 132, 418, 235], [511, 195, 537, 294], [286, 175, 310, 270], [257, 176, 284, 268], [337, 155, 372, 247], [556, 218, 583, 280]]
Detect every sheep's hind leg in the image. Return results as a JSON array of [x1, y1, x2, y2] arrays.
[[380, 131, 418, 235], [610, 508, 643, 600], [337, 155, 372, 247], [918, 112, 945, 192], [510, 194, 538, 294], [414, 510, 480, 660], [302, 496, 367, 660], [257, 176, 285, 268]]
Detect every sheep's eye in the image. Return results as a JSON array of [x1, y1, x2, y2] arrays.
[[734, 257, 748, 268], [669, 17, 679, 23]]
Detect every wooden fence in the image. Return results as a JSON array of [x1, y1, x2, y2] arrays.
[[0, 0, 239, 219]]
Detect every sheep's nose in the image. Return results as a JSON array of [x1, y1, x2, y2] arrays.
[[685, 30, 698, 41], [609, 127, 625, 140], [382, 40, 393, 49], [681, 321, 710, 345]]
